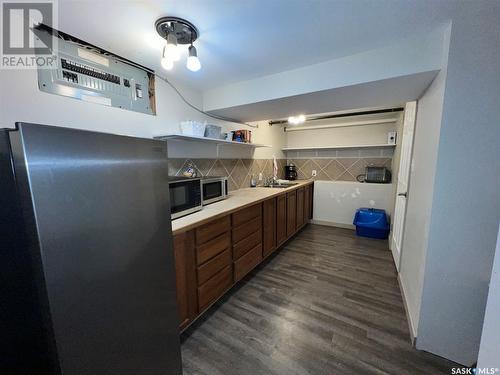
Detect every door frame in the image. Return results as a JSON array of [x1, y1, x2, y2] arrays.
[[391, 101, 417, 271]]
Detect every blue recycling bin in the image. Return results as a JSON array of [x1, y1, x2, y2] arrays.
[[353, 208, 390, 239]]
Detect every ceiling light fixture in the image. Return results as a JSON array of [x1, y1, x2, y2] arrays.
[[155, 16, 200, 72], [288, 114, 306, 125]]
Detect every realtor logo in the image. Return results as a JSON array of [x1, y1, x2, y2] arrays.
[[1, 0, 57, 68]]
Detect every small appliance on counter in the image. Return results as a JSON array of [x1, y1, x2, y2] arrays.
[[201, 176, 228, 205], [168, 176, 202, 219], [285, 164, 298, 180], [357, 166, 392, 183]]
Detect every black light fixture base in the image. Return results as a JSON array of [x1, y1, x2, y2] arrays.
[[155, 16, 199, 44]]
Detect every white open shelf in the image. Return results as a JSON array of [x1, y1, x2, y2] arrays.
[[282, 144, 396, 151], [156, 134, 271, 148]]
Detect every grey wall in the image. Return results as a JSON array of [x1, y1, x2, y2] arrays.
[[399, 25, 451, 338], [415, 2, 500, 365]]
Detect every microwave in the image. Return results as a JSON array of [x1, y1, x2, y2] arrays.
[[168, 176, 202, 219], [201, 176, 228, 205]]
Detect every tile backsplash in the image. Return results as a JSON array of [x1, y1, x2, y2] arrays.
[[168, 158, 287, 191], [287, 157, 392, 182], [168, 156, 392, 191]]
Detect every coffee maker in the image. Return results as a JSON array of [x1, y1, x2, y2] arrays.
[[285, 164, 298, 180]]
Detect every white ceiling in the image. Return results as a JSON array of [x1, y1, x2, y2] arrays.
[[58, 0, 455, 91]]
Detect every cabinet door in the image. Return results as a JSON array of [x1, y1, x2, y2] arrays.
[[304, 185, 311, 225], [276, 194, 287, 246], [263, 197, 276, 258], [308, 183, 314, 219], [286, 191, 297, 238], [173, 231, 198, 331], [296, 187, 304, 229]]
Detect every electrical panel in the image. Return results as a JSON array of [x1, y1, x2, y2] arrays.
[[37, 29, 156, 115]]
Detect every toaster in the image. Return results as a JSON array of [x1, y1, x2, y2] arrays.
[[364, 167, 392, 183]]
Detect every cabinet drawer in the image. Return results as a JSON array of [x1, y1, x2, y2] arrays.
[[196, 231, 230, 265], [234, 244, 262, 282], [232, 215, 261, 243], [197, 249, 232, 285], [233, 228, 262, 260], [196, 215, 230, 245], [232, 203, 261, 227], [198, 265, 233, 311]]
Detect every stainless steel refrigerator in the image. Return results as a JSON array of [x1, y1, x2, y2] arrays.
[[0, 123, 182, 375]]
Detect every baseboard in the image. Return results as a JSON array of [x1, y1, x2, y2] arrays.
[[397, 274, 417, 346], [310, 219, 355, 230]]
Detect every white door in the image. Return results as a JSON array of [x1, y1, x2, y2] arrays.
[[391, 101, 417, 271]]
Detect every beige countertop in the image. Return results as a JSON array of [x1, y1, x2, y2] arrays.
[[171, 180, 314, 234]]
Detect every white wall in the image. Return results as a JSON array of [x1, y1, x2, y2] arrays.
[[398, 25, 451, 338], [203, 29, 445, 113], [285, 113, 397, 149], [0, 69, 282, 159], [415, 2, 500, 365], [477, 225, 500, 370], [251, 121, 286, 160], [313, 181, 393, 228]]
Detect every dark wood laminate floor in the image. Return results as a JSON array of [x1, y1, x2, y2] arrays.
[[181, 224, 458, 375]]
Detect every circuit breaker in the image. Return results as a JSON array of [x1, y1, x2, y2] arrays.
[[37, 28, 156, 115]]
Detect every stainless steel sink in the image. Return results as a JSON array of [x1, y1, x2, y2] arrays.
[[264, 183, 298, 188]]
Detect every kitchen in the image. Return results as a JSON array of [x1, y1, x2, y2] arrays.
[[1, 1, 499, 375]]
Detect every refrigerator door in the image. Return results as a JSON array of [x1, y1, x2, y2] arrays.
[[9, 123, 182, 375]]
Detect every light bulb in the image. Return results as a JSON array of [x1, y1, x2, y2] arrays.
[[164, 33, 180, 62], [161, 57, 174, 70], [187, 45, 201, 72], [287, 114, 306, 125], [161, 46, 174, 70]]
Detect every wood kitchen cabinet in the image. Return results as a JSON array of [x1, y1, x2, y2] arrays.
[[172, 182, 313, 332], [232, 203, 263, 282], [195, 216, 232, 312], [172, 231, 198, 331], [276, 194, 287, 246], [304, 184, 311, 223], [263, 197, 277, 258], [305, 183, 313, 220], [286, 190, 297, 238], [296, 187, 305, 229]]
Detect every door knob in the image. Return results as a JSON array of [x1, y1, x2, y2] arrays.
[[398, 192, 407, 197]]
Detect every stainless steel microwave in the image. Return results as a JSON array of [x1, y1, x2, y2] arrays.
[[168, 176, 202, 219], [201, 176, 228, 205]]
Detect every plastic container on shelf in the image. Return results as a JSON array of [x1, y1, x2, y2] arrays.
[[204, 124, 222, 139], [353, 208, 390, 239], [180, 121, 206, 137]]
